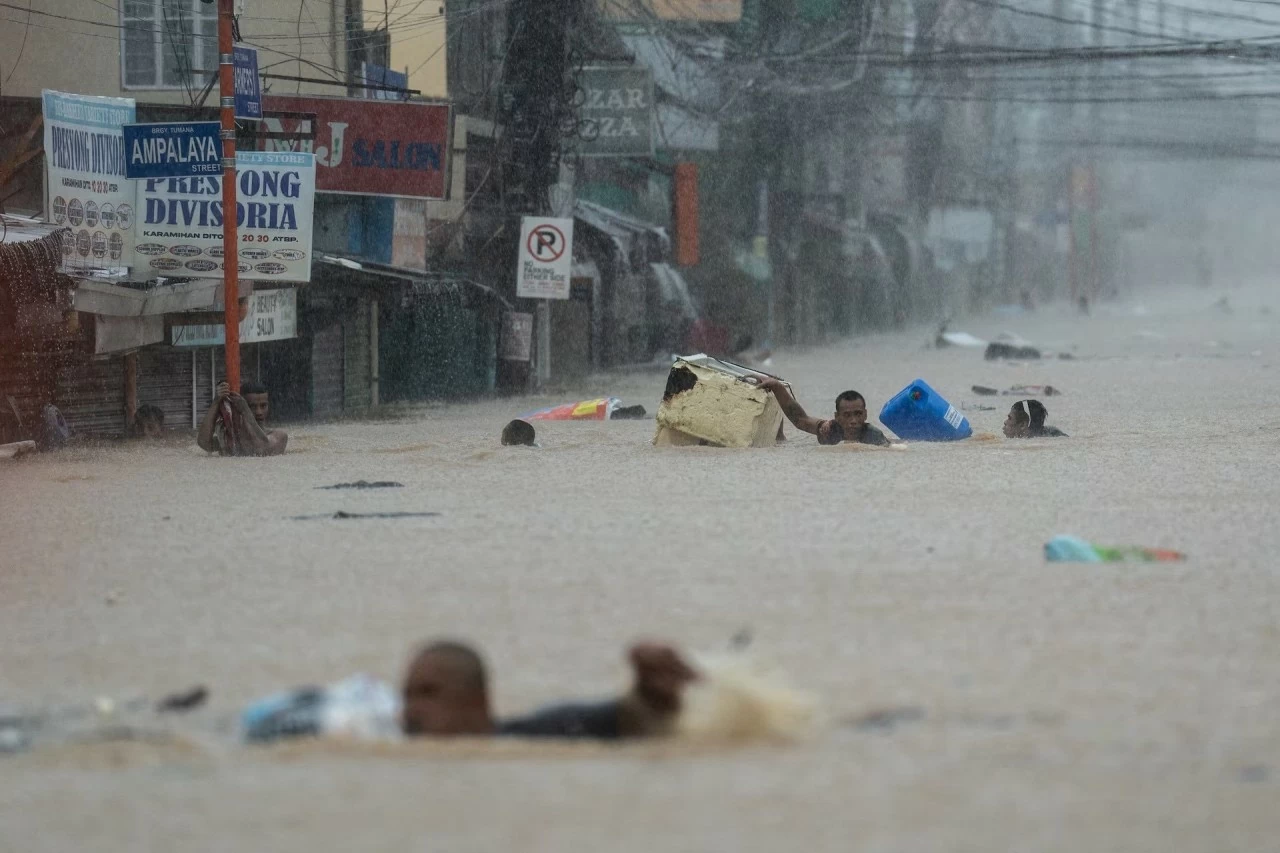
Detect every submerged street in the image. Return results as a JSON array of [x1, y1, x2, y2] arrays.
[[3, 284, 1279, 851]]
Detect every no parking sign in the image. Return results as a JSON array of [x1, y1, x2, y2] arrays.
[[516, 216, 574, 300]]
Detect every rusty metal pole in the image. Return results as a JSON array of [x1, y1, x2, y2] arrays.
[[218, 0, 241, 391]]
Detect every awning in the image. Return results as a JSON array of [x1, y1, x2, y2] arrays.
[[574, 200, 670, 270], [313, 255, 513, 310], [73, 278, 240, 317], [650, 262, 697, 321]]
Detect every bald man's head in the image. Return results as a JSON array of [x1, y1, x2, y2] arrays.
[[401, 641, 495, 736]]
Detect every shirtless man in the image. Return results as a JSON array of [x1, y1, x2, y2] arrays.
[[401, 641, 698, 739], [760, 378, 892, 446], [197, 381, 288, 456]]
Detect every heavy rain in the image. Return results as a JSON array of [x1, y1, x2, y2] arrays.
[[2, 0, 1279, 850]]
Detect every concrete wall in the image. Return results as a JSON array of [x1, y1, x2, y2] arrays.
[[362, 3, 448, 99], [0, 0, 445, 102]]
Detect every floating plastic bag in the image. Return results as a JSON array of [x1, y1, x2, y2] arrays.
[[1045, 534, 1186, 563], [521, 397, 621, 421]]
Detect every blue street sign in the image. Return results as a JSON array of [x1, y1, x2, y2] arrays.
[[234, 44, 262, 120], [122, 121, 222, 179]]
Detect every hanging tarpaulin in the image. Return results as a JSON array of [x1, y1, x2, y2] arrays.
[[41, 90, 136, 277], [133, 152, 316, 282]]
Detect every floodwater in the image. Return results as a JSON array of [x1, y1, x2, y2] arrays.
[[3, 285, 1279, 852]]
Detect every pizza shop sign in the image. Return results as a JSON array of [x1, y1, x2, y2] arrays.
[[577, 67, 654, 158]]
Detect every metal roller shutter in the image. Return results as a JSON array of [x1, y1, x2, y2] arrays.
[[55, 356, 124, 437], [311, 323, 344, 418], [137, 347, 195, 432], [343, 297, 370, 411]]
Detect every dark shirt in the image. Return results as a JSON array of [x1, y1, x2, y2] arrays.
[[817, 421, 892, 447], [1028, 425, 1068, 438], [498, 700, 624, 740]]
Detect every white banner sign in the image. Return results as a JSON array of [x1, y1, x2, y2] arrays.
[[516, 216, 574, 300], [135, 151, 315, 282], [42, 90, 136, 276], [170, 288, 297, 346]]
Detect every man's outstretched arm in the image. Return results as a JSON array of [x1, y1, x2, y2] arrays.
[[760, 378, 824, 435]]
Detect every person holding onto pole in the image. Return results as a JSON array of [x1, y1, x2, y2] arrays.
[[197, 381, 288, 456]]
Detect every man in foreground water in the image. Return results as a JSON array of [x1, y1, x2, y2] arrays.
[[401, 640, 699, 739], [197, 381, 289, 456], [759, 378, 892, 446]]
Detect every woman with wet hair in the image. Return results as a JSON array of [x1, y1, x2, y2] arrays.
[[1003, 400, 1067, 438]]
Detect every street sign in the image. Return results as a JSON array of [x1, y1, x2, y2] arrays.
[[234, 45, 262, 120], [123, 121, 221, 179], [516, 216, 573, 300]]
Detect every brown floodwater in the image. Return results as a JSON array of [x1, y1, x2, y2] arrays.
[[2, 286, 1278, 851]]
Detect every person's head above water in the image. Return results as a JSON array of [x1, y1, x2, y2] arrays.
[[1003, 401, 1030, 437], [501, 419, 536, 447], [240, 381, 270, 424], [1026, 399, 1049, 431], [400, 639, 700, 738], [134, 404, 165, 438], [833, 391, 868, 437], [1004, 400, 1051, 437], [401, 640, 495, 736]]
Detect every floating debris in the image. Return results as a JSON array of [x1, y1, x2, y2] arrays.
[[290, 511, 440, 521], [156, 686, 209, 713], [847, 706, 926, 733], [316, 480, 404, 490]]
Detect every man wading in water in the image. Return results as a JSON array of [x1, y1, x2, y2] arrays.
[[401, 641, 699, 739], [759, 378, 892, 446], [197, 381, 289, 456]]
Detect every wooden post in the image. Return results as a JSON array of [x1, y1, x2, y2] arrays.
[[123, 351, 138, 433]]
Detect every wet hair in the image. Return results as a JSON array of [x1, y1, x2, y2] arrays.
[[409, 640, 489, 696], [1008, 401, 1031, 425], [501, 418, 536, 446], [1026, 400, 1049, 429], [135, 404, 164, 424], [241, 381, 268, 397], [835, 390, 865, 410]]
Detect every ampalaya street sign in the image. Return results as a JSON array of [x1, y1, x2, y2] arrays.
[[122, 121, 222, 179]]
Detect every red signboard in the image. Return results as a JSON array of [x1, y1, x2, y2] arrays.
[[260, 95, 450, 199]]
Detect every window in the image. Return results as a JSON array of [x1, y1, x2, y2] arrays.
[[122, 0, 217, 89]]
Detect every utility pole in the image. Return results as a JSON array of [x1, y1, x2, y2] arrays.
[[1088, 0, 1104, 301], [217, 0, 241, 391]]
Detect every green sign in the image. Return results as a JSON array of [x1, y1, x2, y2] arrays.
[[577, 66, 654, 158]]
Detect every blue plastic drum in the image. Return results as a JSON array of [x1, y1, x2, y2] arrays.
[[879, 379, 972, 441]]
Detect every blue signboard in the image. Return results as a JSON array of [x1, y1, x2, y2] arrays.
[[234, 45, 262, 120], [361, 61, 408, 100], [122, 121, 222, 179]]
